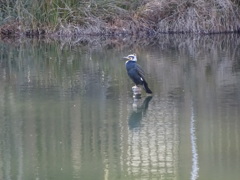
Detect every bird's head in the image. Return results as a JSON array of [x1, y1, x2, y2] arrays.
[[123, 53, 137, 62]]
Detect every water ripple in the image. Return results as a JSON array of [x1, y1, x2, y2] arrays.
[[190, 101, 199, 180]]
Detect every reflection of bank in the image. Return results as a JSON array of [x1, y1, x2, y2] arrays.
[[123, 96, 179, 179]]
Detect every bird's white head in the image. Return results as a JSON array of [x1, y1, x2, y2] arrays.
[[123, 53, 137, 62]]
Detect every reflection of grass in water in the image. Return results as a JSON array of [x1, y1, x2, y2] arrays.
[[0, 38, 130, 97], [0, 32, 240, 180], [0, 34, 240, 95]]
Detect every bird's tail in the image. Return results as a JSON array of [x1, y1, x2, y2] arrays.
[[143, 80, 152, 94]]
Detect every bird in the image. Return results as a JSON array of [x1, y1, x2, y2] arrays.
[[123, 53, 152, 94]]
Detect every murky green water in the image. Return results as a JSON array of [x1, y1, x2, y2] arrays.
[[0, 35, 240, 180]]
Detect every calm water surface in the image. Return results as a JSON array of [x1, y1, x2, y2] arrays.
[[0, 35, 240, 180]]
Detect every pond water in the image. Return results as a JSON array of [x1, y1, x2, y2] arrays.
[[0, 34, 240, 180]]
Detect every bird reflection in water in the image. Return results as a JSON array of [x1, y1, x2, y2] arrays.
[[128, 96, 152, 130]]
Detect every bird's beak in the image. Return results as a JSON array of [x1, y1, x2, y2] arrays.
[[123, 56, 129, 60]]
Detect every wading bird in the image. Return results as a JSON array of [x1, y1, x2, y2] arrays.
[[123, 54, 152, 94]]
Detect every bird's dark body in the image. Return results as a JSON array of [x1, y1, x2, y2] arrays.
[[126, 61, 143, 85], [125, 61, 152, 94]]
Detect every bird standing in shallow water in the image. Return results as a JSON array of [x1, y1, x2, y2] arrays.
[[123, 54, 152, 94]]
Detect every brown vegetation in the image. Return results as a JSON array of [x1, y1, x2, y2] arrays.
[[0, 0, 240, 38], [139, 0, 240, 33]]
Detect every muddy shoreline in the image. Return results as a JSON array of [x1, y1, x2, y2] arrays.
[[1, 21, 239, 40]]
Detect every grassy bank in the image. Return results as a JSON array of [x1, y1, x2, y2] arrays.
[[0, 0, 240, 37]]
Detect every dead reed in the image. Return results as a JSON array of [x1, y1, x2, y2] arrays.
[[137, 0, 240, 33], [0, 0, 240, 37]]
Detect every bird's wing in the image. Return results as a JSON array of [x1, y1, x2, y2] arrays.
[[136, 64, 145, 79]]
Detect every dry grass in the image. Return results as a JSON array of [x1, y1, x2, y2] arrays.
[[0, 0, 240, 37], [137, 0, 240, 33]]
